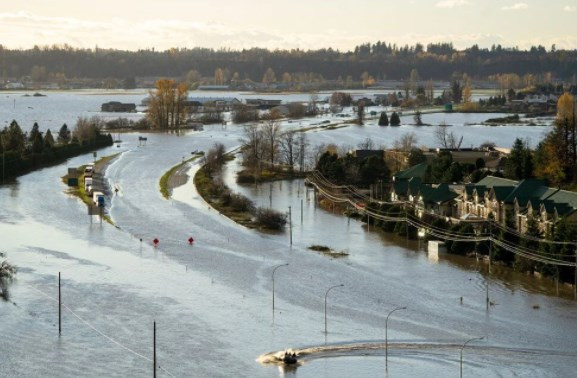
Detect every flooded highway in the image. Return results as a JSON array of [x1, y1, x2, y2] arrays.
[[0, 92, 575, 377], [1, 124, 576, 377]]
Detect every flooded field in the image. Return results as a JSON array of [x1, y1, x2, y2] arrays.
[[0, 92, 573, 377]]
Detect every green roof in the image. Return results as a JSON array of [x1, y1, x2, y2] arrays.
[[541, 201, 574, 216], [464, 184, 486, 197], [393, 180, 408, 196], [476, 176, 519, 188], [545, 189, 577, 209], [395, 162, 428, 180], [492, 186, 515, 201], [504, 179, 549, 205], [473, 186, 487, 197], [419, 183, 458, 204], [393, 177, 422, 196]]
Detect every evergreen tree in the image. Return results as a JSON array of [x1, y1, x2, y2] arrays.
[[443, 162, 463, 183], [504, 138, 525, 180], [29, 122, 41, 143], [58, 124, 71, 145], [32, 132, 44, 154], [359, 156, 389, 186], [408, 148, 426, 166], [4, 120, 25, 153], [390, 112, 401, 126], [522, 148, 534, 179], [430, 151, 453, 182], [378, 112, 389, 126], [451, 80, 463, 103], [44, 129, 55, 149]]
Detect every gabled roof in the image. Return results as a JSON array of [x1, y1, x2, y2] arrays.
[[464, 184, 487, 197], [544, 189, 577, 209], [476, 176, 519, 188], [393, 177, 422, 196], [504, 179, 549, 205], [540, 201, 574, 216], [395, 162, 428, 180], [473, 186, 487, 198], [418, 183, 458, 204], [491, 186, 515, 201]]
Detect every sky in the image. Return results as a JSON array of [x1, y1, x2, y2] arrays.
[[1, 0, 577, 51]]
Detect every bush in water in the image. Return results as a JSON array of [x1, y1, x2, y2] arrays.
[[255, 208, 287, 230]]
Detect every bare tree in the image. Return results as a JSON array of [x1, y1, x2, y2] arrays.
[[241, 124, 263, 174], [262, 112, 281, 170], [393, 132, 418, 152], [308, 93, 319, 115], [296, 131, 309, 172], [279, 130, 296, 172], [357, 137, 375, 150], [434, 122, 463, 149]]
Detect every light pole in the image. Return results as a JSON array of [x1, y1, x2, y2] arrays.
[[385, 306, 407, 373], [288, 206, 292, 246], [1, 133, 5, 184], [272, 263, 289, 314], [324, 284, 344, 334], [460, 336, 483, 378]]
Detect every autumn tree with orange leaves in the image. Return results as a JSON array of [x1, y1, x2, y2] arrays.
[[534, 92, 576, 184], [147, 79, 188, 130]]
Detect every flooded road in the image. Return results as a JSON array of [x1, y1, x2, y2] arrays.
[[1, 120, 576, 377]]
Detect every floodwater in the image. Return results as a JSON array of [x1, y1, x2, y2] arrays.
[[0, 91, 573, 377]]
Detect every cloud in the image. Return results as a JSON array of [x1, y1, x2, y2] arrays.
[[501, 3, 528, 11], [1, 11, 577, 52], [564, 5, 576, 12], [435, 0, 470, 8]]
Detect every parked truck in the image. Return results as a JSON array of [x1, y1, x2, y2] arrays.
[[84, 164, 94, 177], [92, 191, 105, 208], [84, 177, 93, 193]]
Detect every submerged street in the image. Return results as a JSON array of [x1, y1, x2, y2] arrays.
[[1, 123, 577, 377]]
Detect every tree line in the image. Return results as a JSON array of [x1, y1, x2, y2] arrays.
[[0, 117, 113, 180], [2, 42, 577, 85]]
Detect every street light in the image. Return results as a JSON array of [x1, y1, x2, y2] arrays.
[[324, 284, 344, 334], [272, 263, 289, 314], [385, 306, 407, 373], [460, 336, 484, 378]]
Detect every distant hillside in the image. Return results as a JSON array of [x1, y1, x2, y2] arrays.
[[1, 42, 576, 85]]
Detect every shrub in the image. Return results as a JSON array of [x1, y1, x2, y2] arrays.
[[229, 193, 255, 213], [255, 208, 287, 230], [0, 253, 17, 301]]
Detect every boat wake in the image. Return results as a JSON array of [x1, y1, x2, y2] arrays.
[[257, 341, 577, 366]]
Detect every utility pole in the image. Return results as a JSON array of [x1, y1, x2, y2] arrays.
[[488, 221, 493, 274], [58, 272, 61, 336], [288, 206, 292, 246], [485, 279, 489, 311], [1, 134, 5, 184], [301, 199, 304, 224], [153, 321, 156, 378]]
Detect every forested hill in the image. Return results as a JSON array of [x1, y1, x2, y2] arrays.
[[1, 42, 577, 82]]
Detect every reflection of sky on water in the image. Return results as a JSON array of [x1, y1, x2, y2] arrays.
[[0, 97, 573, 377]]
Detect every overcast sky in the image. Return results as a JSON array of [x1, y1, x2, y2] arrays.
[[2, 0, 577, 51]]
